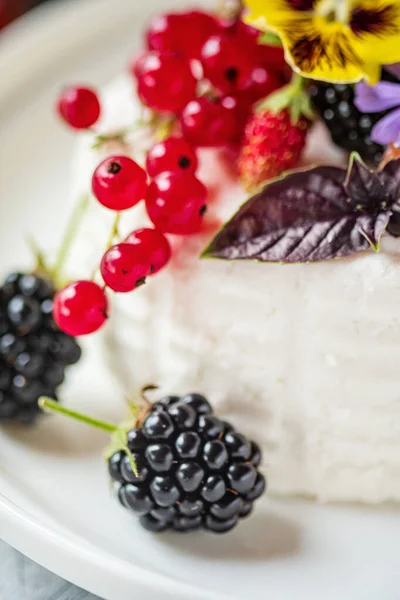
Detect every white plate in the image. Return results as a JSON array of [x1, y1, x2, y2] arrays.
[[1, 1, 400, 599]]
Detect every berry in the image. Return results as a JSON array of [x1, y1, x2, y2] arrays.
[[200, 32, 254, 94], [175, 431, 201, 458], [57, 86, 101, 129], [145, 444, 174, 472], [53, 281, 108, 336], [231, 21, 287, 72], [309, 75, 396, 164], [136, 52, 197, 114], [238, 108, 310, 189], [130, 50, 148, 79], [167, 402, 197, 429], [203, 440, 229, 471], [146, 172, 207, 235], [146, 137, 198, 177], [146, 10, 221, 60], [180, 96, 238, 147], [109, 392, 265, 534], [142, 410, 175, 440], [201, 475, 226, 502], [92, 156, 147, 211], [224, 431, 252, 460], [0, 274, 81, 423], [100, 244, 150, 293], [238, 65, 283, 109], [182, 392, 212, 415], [125, 228, 171, 274]]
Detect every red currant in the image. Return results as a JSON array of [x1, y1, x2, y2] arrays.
[[101, 243, 150, 293], [231, 21, 287, 72], [92, 156, 147, 211], [136, 52, 197, 115], [146, 172, 207, 235], [146, 11, 221, 60], [53, 281, 108, 336], [146, 137, 198, 177], [57, 86, 101, 129], [240, 66, 282, 104], [180, 96, 238, 147], [200, 32, 254, 94], [125, 228, 171, 274], [130, 50, 148, 79]]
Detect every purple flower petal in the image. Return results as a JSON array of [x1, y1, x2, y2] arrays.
[[385, 63, 400, 80], [355, 81, 400, 113], [371, 107, 400, 145]]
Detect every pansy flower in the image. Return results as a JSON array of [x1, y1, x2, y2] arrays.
[[243, 0, 400, 84], [355, 65, 400, 146]]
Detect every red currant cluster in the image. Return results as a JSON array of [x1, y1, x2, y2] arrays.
[[51, 7, 286, 340], [54, 94, 207, 337], [133, 9, 286, 147]]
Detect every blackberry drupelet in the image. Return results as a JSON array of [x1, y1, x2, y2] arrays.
[[309, 72, 396, 165], [109, 393, 266, 534], [0, 273, 81, 423]]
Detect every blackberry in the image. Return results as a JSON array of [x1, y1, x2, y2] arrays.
[[0, 273, 81, 423], [309, 71, 397, 165], [109, 392, 266, 534]]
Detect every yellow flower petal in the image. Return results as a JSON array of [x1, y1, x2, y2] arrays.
[[276, 18, 367, 82], [349, 1, 400, 68], [243, 0, 312, 28], [243, 0, 400, 83], [360, 63, 382, 85]]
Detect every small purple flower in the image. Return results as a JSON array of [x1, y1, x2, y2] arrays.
[[355, 64, 400, 146]]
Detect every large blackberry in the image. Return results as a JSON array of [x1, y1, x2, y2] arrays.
[[309, 73, 396, 165], [109, 393, 266, 534], [0, 273, 81, 423]]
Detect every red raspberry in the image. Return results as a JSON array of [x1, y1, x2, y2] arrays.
[[238, 108, 311, 189]]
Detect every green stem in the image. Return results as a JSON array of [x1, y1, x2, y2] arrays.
[[39, 397, 118, 434], [154, 116, 176, 142], [105, 212, 122, 249], [52, 194, 90, 287], [287, 73, 306, 95]]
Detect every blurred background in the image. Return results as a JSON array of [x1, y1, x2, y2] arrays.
[[0, 0, 52, 29]]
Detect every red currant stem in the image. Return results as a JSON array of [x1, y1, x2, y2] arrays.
[[39, 397, 119, 433], [91, 128, 130, 151], [26, 235, 52, 276], [217, 0, 242, 19], [52, 194, 90, 288], [154, 116, 176, 142], [90, 212, 122, 280], [106, 212, 122, 249]]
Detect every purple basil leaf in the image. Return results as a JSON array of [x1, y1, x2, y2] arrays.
[[344, 154, 385, 211], [381, 158, 400, 200], [357, 212, 391, 249], [203, 159, 396, 263]]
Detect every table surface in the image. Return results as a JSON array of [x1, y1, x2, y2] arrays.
[[0, 540, 101, 600]]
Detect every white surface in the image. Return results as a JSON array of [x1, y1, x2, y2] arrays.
[[70, 75, 400, 504], [0, 1, 400, 599]]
